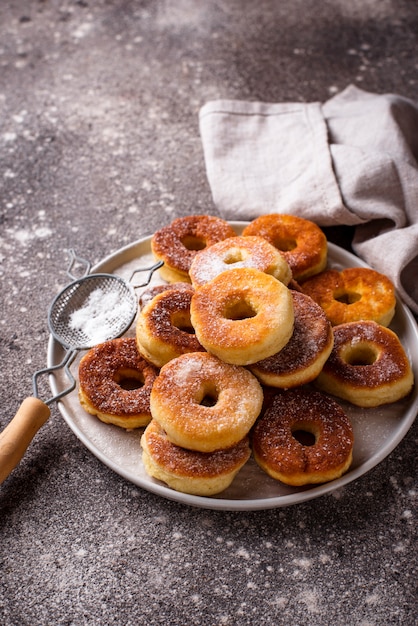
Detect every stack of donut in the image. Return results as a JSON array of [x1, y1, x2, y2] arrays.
[[77, 213, 414, 496], [142, 352, 263, 496]]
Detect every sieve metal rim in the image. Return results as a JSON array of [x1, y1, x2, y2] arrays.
[[47, 272, 137, 351]]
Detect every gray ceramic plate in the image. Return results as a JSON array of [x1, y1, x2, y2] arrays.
[[48, 222, 418, 510]]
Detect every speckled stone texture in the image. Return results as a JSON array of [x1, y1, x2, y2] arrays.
[[0, 1, 417, 625]]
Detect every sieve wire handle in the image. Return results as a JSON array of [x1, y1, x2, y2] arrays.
[[32, 349, 77, 405], [129, 260, 164, 287], [66, 248, 92, 280]]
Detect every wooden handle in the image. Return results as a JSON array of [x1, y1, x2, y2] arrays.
[[0, 397, 51, 484]]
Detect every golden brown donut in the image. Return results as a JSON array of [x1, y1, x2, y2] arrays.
[[141, 420, 251, 496], [301, 267, 396, 327], [252, 388, 354, 486], [190, 267, 294, 365], [151, 215, 236, 283], [136, 285, 204, 367], [150, 352, 263, 452], [242, 213, 327, 281], [189, 235, 292, 288], [250, 291, 334, 388], [78, 338, 159, 428], [316, 321, 414, 407]]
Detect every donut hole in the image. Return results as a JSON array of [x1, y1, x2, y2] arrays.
[[292, 430, 316, 446], [181, 235, 207, 251], [334, 289, 362, 305], [291, 422, 318, 446], [171, 311, 195, 335], [224, 298, 257, 321], [271, 236, 297, 252], [223, 249, 249, 265], [196, 382, 219, 408], [115, 368, 145, 390], [343, 344, 379, 366]]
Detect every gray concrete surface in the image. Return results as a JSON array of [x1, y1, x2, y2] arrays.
[[1, 1, 417, 625]]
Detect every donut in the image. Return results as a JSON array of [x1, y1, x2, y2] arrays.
[[151, 215, 236, 283], [150, 352, 263, 452], [189, 235, 292, 288], [249, 291, 334, 388], [242, 213, 327, 281], [315, 321, 414, 407], [190, 267, 294, 366], [138, 282, 193, 310], [141, 420, 251, 496], [78, 337, 159, 428], [136, 285, 204, 367], [288, 278, 303, 292], [252, 388, 354, 486], [301, 267, 396, 326]]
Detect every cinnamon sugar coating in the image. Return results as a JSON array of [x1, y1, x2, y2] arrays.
[[316, 320, 414, 407], [141, 420, 250, 495], [138, 282, 194, 310], [250, 291, 333, 388], [136, 286, 204, 367], [252, 388, 354, 486], [78, 337, 159, 428], [151, 215, 236, 283]]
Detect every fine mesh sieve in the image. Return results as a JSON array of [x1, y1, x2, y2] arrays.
[[0, 249, 163, 484], [48, 273, 137, 351]]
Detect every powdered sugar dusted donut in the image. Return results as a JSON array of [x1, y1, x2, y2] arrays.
[[151, 215, 236, 283], [150, 352, 263, 452], [141, 420, 251, 496], [252, 388, 354, 486], [189, 235, 292, 288], [190, 267, 294, 365]]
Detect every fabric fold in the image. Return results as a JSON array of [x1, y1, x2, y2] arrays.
[[199, 99, 348, 224], [199, 85, 418, 314]]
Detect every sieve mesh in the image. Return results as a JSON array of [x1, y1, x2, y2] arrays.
[[48, 274, 137, 350]]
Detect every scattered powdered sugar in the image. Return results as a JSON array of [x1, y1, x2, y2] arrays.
[[191, 249, 255, 284], [69, 287, 133, 345], [172, 354, 205, 386]]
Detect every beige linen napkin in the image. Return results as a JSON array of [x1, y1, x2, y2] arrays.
[[199, 85, 418, 315]]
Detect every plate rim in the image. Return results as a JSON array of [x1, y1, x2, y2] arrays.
[[47, 221, 418, 511]]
